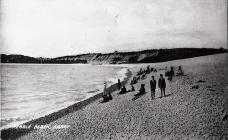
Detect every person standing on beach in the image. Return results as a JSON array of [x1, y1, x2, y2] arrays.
[[103, 82, 107, 96], [168, 67, 174, 81], [150, 76, 156, 100], [158, 74, 166, 97], [117, 79, 121, 91], [102, 82, 109, 102], [131, 83, 135, 91]]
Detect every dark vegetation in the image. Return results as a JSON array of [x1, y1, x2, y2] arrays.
[[1, 48, 227, 64]]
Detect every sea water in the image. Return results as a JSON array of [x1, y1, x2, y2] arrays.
[[1, 64, 128, 129]]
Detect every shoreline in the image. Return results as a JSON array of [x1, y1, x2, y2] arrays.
[[1, 53, 227, 139], [1, 69, 132, 140], [1, 65, 129, 128]]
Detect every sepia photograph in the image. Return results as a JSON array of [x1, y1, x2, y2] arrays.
[[0, 0, 227, 139]]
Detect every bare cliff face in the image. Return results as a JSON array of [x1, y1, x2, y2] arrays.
[[1, 48, 227, 64], [52, 48, 227, 64]]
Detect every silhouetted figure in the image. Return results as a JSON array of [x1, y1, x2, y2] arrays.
[[168, 67, 174, 81], [117, 79, 121, 91], [176, 66, 184, 76], [146, 65, 150, 73], [158, 74, 166, 97], [119, 86, 127, 94], [102, 92, 112, 102], [102, 95, 109, 102], [141, 74, 146, 80], [134, 84, 146, 96], [165, 71, 169, 77], [102, 82, 109, 102], [150, 76, 156, 100], [131, 76, 137, 84], [103, 82, 107, 96], [107, 92, 112, 100], [130, 80, 133, 85], [137, 76, 140, 80], [137, 68, 143, 75], [143, 69, 146, 74], [131, 84, 135, 91]]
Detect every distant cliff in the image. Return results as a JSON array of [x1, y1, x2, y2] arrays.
[[1, 48, 227, 64]]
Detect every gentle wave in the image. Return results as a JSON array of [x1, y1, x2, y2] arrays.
[[1, 64, 129, 129]]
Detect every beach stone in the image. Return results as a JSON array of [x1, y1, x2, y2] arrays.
[[191, 85, 199, 89], [209, 88, 215, 91], [196, 80, 206, 83], [206, 85, 212, 88], [222, 112, 228, 121]]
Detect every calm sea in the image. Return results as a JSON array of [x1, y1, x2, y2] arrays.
[[1, 64, 128, 129]]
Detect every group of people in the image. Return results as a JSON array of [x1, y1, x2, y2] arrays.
[[165, 66, 184, 81], [102, 65, 184, 102], [130, 66, 157, 86], [118, 79, 135, 95], [137, 65, 157, 76], [133, 74, 166, 99], [150, 74, 166, 99]]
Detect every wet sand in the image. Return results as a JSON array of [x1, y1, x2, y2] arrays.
[[2, 53, 228, 140]]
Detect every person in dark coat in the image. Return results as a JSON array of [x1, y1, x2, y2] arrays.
[[107, 92, 112, 100], [119, 86, 127, 94], [131, 76, 137, 84], [117, 79, 121, 91], [134, 84, 145, 96], [168, 67, 174, 81], [131, 83, 135, 91], [158, 74, 166, 97], [146, 65, 150, 73], [176, 66, 184, 76], [150, 76, 156, 100]]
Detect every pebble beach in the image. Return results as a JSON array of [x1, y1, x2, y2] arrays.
[[2, 53, 228, 140]]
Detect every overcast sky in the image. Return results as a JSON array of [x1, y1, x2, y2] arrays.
[[1, 0, 227, 57]]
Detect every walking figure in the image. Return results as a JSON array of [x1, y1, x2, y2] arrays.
[[158, 74, 166, 97], [150, 76, 156, 100]]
